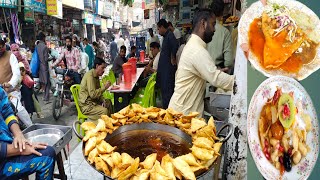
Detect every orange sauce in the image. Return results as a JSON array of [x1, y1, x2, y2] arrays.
[[249, 18, 265, 64], [248, 18, 318, 73], [279, 55, 303, 73]]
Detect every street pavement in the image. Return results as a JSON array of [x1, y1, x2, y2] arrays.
[[31, 92, 80, 153]]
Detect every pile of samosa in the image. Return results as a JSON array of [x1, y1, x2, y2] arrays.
[[81, 103, 223, 180]]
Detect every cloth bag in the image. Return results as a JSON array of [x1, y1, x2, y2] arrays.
[[30, 47, 40, 77]]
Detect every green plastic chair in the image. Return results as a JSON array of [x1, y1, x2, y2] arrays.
[[131, 73, 157, 107], [141, 81, 156, 107], [101, 72, 115, 105], [70, 84, 87, 141]]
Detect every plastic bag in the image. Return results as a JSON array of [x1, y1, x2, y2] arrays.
[[30, 47, 40, 77]]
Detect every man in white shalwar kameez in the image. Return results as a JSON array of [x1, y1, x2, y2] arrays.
[[169, 9, 235, 117]]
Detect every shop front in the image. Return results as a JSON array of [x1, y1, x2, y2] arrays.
[[83, 11, 101, 42], [62, 0, 84, 39], [0, 0, 18, 42]]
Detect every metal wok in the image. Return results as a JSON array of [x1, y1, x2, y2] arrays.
[[73, 122, 233, 180]]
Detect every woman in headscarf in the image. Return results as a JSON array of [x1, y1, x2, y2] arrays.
[[10, 44, 44, 119], [10, 44, 31, 74]]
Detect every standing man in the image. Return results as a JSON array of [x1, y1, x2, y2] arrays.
[[157, 19, 179, 109], [146, 28, 160, 58], [168, 22, 181, 45], [169, 9, 234, 117], [207, 0, 233, 74], [83, 38, 95, 70], [36, 32, 51, 103], [117, 35, 125, 50], [110, 37, 118, 64], [51, 36, 82, 84], [0, 39, 33, 127]]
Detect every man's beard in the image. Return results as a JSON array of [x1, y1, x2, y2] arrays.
[[67, 45, 72, 51], [203, 27, 215, 44]]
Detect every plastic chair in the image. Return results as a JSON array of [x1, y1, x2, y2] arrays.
[[101, 74, 114, 105], [70, 84, 87, 141], [131, 73, 157, 107]]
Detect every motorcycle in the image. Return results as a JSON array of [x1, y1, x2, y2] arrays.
[[52, 67, 73, 120]]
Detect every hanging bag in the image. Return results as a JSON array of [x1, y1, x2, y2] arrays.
[[30, 47, 40, 77]]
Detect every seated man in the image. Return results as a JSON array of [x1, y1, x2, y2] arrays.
[[112, 45, 127, 78], [79, 57, 112, 121], [140, 42, 161, 87], [145, 42, 160, 75], [126, 45, 136, 59], [0, 86, 55, 180]]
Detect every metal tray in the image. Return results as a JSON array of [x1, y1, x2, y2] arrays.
[[23, 123, 72, 154]]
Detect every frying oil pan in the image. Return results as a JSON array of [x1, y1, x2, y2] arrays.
[[73, 122, 233, 179]]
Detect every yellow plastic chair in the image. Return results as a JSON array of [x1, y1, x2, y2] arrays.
[[70, 84, 87, 141]]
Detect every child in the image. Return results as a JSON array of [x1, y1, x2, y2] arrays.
[[19, 62, 44, 118]]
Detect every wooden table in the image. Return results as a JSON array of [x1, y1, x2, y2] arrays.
[[109, 67, 145, 112]]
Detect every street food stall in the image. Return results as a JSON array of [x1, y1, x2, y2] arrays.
[[73, 105, 233, 180]]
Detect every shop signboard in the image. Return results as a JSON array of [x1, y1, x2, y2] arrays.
[[168, 0, 179, 6], [24, 8, 34, 22], [93, 15, 101, 26], [24, 0, 47, 14], [103, 1, 113, 18], [97, 0, 104, 16], [47, 0, 63, 19], [0, 0, 17, 8], [101, 18, 107, 33], [84, 0, 93, 9], [114, 21, 120, 29], [62, 0, 84, 10], [106, 18, 113, 28], [145, 0, 155, 10], [83, 11, 94, 24]]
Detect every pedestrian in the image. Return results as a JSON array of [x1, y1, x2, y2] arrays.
[[36, 32, 51, 103], [11, 44, 43, 119], [83, 38, 95, 70], [168, 22, 182, 45], [168, 9, 234, 117], [117, 35, 125, 50], [207, 0, 234, 74], [0, 39, 33, 127], [146, 28, 160, 58], [110, 37, 118, 64], [51, 36, 82, 84], [156, 19, 179, 109]]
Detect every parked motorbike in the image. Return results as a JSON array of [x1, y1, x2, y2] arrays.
[[52, 67, 73, 120]]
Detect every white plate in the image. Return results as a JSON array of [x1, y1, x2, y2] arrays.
[[238, 0, 320, 81], [247, 76, 319, 180]]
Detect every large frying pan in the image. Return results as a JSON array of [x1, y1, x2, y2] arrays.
[[73, 122, 233, 180]]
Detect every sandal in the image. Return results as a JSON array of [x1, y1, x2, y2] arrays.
[[37, 113, 45, 118]]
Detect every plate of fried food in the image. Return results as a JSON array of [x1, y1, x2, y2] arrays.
[[73, 104, 233, 180], [248, 76, 319, 180], [239, 0, 320, 80]]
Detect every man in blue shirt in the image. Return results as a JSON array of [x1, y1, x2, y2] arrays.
[[157, 19, 179, 108], [83, 38, 95, 70], [0, 86, 55, 180], [110, 37, 118, 64]]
